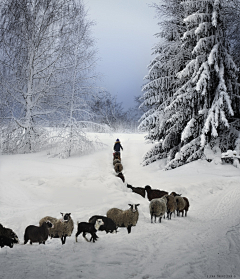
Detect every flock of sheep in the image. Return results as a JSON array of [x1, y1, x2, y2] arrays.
[[0, 150, 190, 249]]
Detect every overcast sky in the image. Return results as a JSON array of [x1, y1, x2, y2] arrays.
[[85, 0, 160, 109]]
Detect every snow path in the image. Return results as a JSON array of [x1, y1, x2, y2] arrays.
[[1, 133, 240, 279]]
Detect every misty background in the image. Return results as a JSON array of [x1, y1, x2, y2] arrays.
[[86, 0, 159, 109]]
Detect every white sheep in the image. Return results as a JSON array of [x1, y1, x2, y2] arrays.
[[149, 196, 167, 223], [39, 213, 74, 245], [106, 204, 140, 233]]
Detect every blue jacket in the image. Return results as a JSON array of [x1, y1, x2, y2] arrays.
[[114, 141, 123, 152]]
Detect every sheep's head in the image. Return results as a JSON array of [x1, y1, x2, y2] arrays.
[[45, 221, 54, 229], [170, 192, 181, 197], [128, 204, 140, 213], [3, 227, 19, 244], [9, 230, 19, 244], [145, 185, 152, 191], [95, 219, 104, 230], [60, 213, 71, 222]]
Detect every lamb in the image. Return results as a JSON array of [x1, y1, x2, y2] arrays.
[[149, 196, 167, 223], [127, 184, 146, 198], [88, 215, 117, 234], [145, 185, 168, 201], [114, 162, 123, 173], [106, 204, 140, 234], [39, 212, 74, 244], [24, 221, 53, 245], [165, 195, 177, 220], [170, 192, 186, 217], [179, 197, 190, 217], [116, 172, 125, 182], [113, 159, 121, 166], [75, 219, 104, 243], [0, 236, 14, 248], [0, 223, 19, 245]]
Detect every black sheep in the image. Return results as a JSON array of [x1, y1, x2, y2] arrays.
[[116, 172, 125, 182], [127, 184, 146, 198], [24, 221, 53, 245], [145, 185, 168, 201], [0, 223, 19, 244], [75, 219, 104, 243], [89, 215, 117, 234], [0, 236, 14, 248]]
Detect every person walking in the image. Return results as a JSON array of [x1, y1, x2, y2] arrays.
[[113, 139, 123, 158]]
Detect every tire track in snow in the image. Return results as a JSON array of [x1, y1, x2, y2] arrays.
[[226, 222, 240, 277]]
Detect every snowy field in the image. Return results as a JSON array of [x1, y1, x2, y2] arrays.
[[1, 132, 240, 279]]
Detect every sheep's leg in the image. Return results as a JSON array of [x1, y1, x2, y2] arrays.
[[169, 212, 172, 220], [24, 237, 29, 245], [83, 232, 90, 242], [75, 231, 82, 242], [90, 233, 98, 242], [127, 225, 132, 234], [61, 235, 66, 245], [63, 235, 67, 244], [159, 217, 162, 223], [151, 214, 154, 223]]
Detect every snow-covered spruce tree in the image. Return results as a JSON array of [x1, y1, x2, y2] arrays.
[[224, 0, 240, 124], [0, 0, 81, 154], [164, 0, 238, 169], [138, 0, 189, 166]]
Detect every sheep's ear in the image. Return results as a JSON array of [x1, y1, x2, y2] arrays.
[[128, 204, 133, 207], [136, 204, 140, 207], [60, 212, 63, 216]]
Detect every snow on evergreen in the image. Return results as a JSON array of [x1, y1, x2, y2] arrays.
[[139, 0, 240, 170], [139, 0, 188, 166]]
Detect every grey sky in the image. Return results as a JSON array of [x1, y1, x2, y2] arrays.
[[85, 0, 160, 109]]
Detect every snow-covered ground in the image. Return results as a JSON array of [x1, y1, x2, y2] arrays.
[[1, 132, 240, 279]]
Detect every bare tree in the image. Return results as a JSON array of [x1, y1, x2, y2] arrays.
[[51, 3, 107, 158], [0, 0, 80, 153], [90, 91, 127, 131]]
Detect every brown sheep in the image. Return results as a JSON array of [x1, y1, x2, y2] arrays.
[[114, 162, 123, 173], [179, 197, 190, 217], [165, 195, 177, 220], [170, 192, 186, 217], [113, 152, 121, 161], [113, 159, 121, 166], [145, 185, 168, 201]]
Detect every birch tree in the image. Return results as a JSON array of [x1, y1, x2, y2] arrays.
[[0, 0, 79, 153], [53, 3, 106, 158]]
